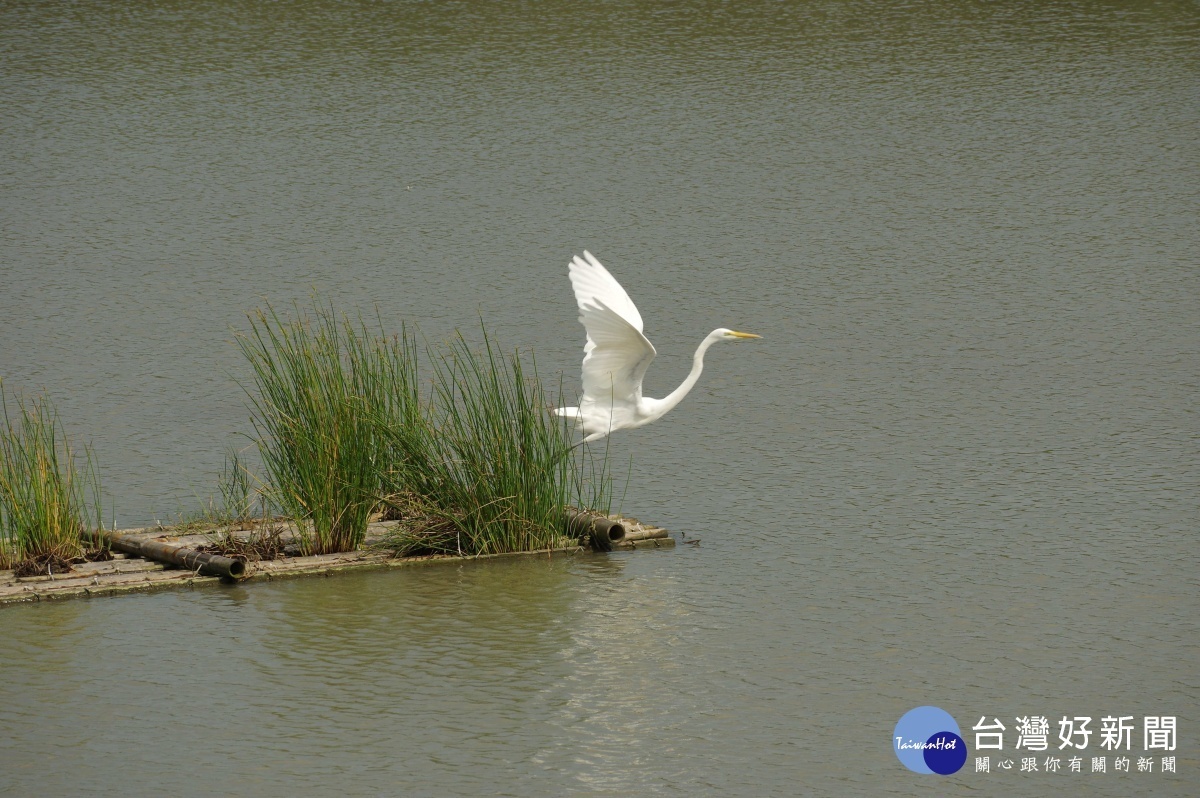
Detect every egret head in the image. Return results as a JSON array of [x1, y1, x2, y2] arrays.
[[716, 329, 762, 341]]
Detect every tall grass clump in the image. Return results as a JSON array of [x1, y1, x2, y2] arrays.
[[0, 385, 102, 571], [237, 302, 421, 555], [377, 328, 611, 556], [237, 298, 612, 558]]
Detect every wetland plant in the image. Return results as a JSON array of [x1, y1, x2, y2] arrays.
[[376, 328, 611, 556], [237, 303, 417, 555], [237, 300, 611, 558], [0, 386, 102, 572], [217, 445, 255, 524], [171, 446, 261, 533]]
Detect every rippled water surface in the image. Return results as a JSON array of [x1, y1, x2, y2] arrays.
[[2, 1, 1197, 795]]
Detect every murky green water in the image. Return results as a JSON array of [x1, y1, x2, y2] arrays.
[[2, 1, 1196, 795]]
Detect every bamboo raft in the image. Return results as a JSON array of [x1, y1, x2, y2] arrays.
[[0, 514, 674, 606]]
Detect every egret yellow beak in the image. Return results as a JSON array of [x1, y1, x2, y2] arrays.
[[729, 331, 762, 339]]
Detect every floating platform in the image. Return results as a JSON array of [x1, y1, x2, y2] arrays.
[[0, 516, 674, 606]]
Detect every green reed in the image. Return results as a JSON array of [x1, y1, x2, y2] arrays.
[[237, 300, 610, 557], [0, 385, 101, 569], [217, 445, 255, 524], [172, 446, 260, 533], [377, 327, 611, 556], [237, 303, 420, 555]]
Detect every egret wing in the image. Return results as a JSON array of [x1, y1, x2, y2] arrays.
[[569, 251, 645, 334], [578, 299, 656, 406]]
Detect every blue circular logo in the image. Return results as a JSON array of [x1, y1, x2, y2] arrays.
[[893, 706, 967, 775]]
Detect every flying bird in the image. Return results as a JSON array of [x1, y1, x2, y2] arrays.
[[555, 251, 760, 442]]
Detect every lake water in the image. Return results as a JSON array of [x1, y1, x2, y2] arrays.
[[1, 1, 1196, 795]]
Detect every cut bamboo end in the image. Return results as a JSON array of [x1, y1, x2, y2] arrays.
[[563, 509, 628, 551]]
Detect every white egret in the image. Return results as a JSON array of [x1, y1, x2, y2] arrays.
[[555, 251, 761, 442]]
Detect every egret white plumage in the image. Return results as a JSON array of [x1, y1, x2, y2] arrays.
[[555, 251, 760, 442]]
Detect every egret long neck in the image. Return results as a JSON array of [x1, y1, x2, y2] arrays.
[[655, 330, 724, 416]]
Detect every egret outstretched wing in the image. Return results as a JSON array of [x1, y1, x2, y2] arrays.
[[577, 298, 656, 407], [568, 251, 656, 407], [569, 251, 645, 339]]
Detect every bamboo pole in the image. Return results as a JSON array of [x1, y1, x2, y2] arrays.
[[619, 525, 669, 542], [82, 529, 247, 580], [563, 509, 627, 552]]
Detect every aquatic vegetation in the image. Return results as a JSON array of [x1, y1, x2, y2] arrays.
[[172, 446, 260, 533], [0, 385, 102, 572], [237, 303, 416, 555], [202, 516, 288, 563], [217, 445, 256, 524], [376, 328, 612, 556], [237, 300, 611, 558]]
